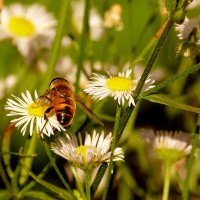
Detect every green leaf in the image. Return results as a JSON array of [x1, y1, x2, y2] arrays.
[[23, 191, 58, 200], [0, 190, 12, 200], [141, 94, 200, 113]]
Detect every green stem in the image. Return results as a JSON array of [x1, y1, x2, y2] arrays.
[[162, 160, 172, 200], [85, 170, 91, 200], [132, 37, 156, 66], [43, 142, 75, 199], [41, 0, 70, 92], [75, 0, 90, 94], [91, 163, 108, 197], [141, 63, 200, 98], [102, 105, 122, 200], [182, 115, 200, 200], [116, 18, 174, 139], [134, 18, 174, 100], [71, 167, 86, 200], [19, 130, 38, 186]]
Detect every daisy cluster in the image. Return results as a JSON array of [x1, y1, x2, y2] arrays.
[[5, 90, 124, 168]]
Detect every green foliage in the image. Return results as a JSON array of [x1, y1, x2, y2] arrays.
[[1, 0, 200, 199]]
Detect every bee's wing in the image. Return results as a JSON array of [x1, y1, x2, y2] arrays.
[[75, 97, 104, 126]]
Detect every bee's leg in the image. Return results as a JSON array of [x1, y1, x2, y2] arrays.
[[39, 106, 54, 138]]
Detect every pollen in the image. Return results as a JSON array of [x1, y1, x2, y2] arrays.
[[8, 17, 35, 37], [76, 145, 96, 163], [27, 102, 48, 117], [106, 77, 134, 91]]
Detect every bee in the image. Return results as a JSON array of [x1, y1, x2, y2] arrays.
[[37, 77, 103, 131]]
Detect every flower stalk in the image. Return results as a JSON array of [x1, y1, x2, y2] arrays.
[[134, 18, 174, 100], [162, 160, 172, 200], [75, 0, 90, 94], [117, 18, 174, 140], [71, 167, 86, 200], [85, 170, 92, 200], [182, 114, 200, 200], [43, 142, 75, 199]]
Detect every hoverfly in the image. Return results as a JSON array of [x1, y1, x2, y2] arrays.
[[37, 77, 103, 132]]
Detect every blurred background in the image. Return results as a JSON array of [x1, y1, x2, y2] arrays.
[[1, 0, 200, 199]]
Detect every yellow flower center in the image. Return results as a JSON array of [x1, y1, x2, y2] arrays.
[[27, 102, 49, 117], [76, 145, 96, 163], [8, 17, 35, 37], [106, 77, 134, 91]]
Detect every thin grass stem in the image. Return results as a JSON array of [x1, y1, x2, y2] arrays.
[[43, 142, 76, 199], [162, 160, 172, 200], [182, 115, 200, 200], [75, 0, 90, 93]]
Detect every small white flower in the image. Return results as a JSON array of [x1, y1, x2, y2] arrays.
[[51, 130, 124, 170], [0, 74, 17, 99], [5, 90, 65, 137], [103, 4, 123, 31], [141, 129, 192, 162], [71, 0, 104, 41], [84, 69, 155, 106], [0, 3, 57, 57], [175, 17, 200, 41], [89, 8, 105, 40]]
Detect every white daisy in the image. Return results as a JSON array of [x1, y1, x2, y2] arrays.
[[5, 90, 65, 137], [175, 17, 200, 41], [0, 3, 57, 57], [84, 69, 155, 107], [51, 130, 124, 170], [140, 129, 192, 162]]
